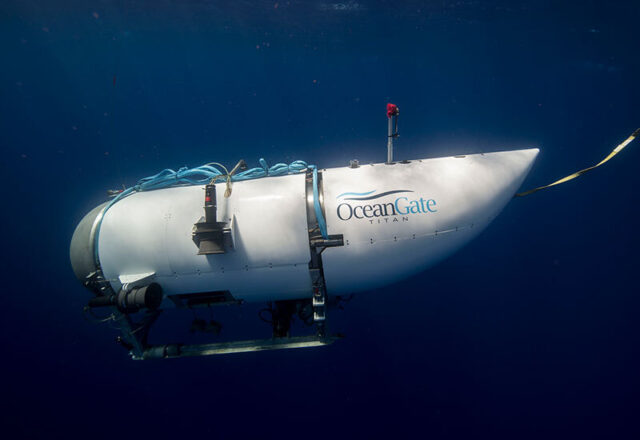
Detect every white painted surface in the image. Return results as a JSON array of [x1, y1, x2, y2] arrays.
[[96, 148, 538, 304], [98, 173, 313, 302], [320, 149, 539, 294]]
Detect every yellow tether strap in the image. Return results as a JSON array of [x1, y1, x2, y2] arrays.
[[515, 128, 639, 197]]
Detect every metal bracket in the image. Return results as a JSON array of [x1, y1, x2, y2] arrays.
[[305, 169, 344, 338], [137, 335, 340, 360], [310, 234, 344, 250], [84, 268, 148, 358]]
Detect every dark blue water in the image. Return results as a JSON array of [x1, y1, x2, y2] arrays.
[[2, 1, 639, 438]]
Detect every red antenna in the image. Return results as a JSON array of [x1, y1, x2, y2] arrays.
[[386, 103, 400, 163]]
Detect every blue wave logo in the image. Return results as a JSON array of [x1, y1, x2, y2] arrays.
[[336, 189, 414, 201]]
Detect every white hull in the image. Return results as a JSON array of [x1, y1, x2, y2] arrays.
[[87, 148, 539, 305], [322, 149, 539, 293]]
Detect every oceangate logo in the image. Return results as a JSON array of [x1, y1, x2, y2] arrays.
[[336, 190, 437, 223]]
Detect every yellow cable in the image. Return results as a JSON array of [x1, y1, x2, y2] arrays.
[[515, 128, 639, 197]]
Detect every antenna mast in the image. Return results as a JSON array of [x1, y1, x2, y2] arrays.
[[386, 103, 400, 163]]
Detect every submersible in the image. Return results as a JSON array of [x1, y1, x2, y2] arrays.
[[69, 105, 567, 359]]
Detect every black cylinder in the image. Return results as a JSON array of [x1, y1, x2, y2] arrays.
[[117, 283, 163, 313], [88, 283, 163, 313], [204, 183, 217, 222], [87, 295, 117, 308]]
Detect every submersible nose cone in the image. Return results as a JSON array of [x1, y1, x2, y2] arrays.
[[69, 202, 107, 282]]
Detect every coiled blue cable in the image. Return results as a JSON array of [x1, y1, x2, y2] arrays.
[[93, 158, 328, 265]]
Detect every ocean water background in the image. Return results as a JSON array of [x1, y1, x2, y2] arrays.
[[2, 1, 639, 438]]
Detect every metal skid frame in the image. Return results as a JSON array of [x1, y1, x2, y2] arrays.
[[86, 268, 340, 360]]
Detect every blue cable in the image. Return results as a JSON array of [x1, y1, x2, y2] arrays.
[[93, 158, 329, 265], [310, 165, 329, 239]]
